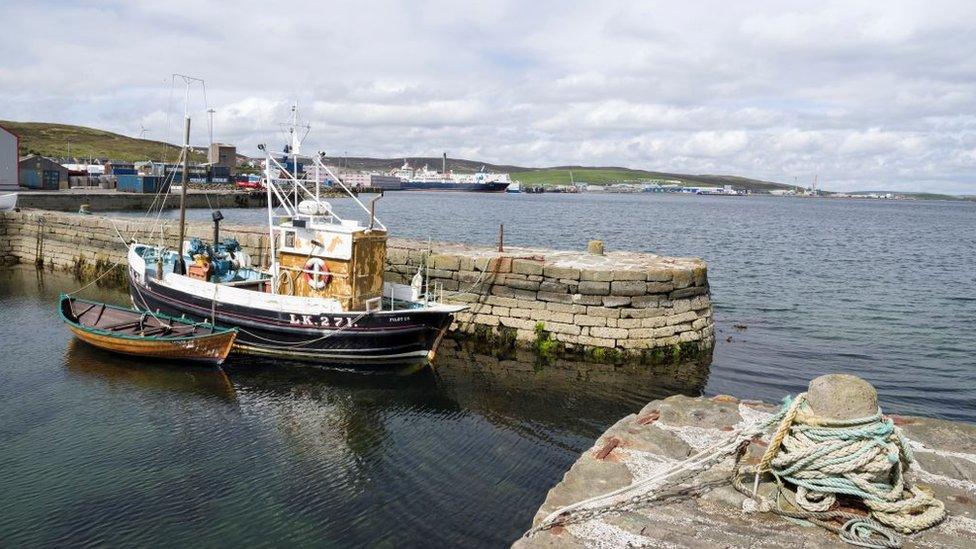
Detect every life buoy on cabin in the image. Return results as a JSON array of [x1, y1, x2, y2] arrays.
[[304, 257, 331, 290]]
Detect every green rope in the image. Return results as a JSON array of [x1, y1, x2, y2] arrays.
[[735, 393, 946, 549]]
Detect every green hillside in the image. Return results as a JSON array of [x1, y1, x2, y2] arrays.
[[511, 167, 792, 192], [1, 121, 207, 163]]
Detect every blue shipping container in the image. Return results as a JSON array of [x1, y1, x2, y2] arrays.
[[117, 174, 168, 194]]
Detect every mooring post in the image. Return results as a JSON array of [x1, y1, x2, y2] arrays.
[[498, 223, 504, 252], [806, 374, 878, 419]]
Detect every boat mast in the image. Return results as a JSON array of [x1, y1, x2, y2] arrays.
[[172, 74, 203, 275]]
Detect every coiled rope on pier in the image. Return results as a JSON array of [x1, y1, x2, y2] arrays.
[[733, 392, 945, 548], [524, 394, 946, 549]]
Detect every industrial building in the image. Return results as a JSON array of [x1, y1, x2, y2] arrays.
[[19, 155, 70, 190], [0, 124, 18, 192], [208, 143, 236, 176]]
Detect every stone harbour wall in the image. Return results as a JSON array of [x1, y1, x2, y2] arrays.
[[384, 240, 714, 361], [0, 210, 714, 360]]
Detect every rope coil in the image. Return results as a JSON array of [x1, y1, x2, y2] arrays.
[[738, 392, 945, 548], [523, 393, 947, 549]]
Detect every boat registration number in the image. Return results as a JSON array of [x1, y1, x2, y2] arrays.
[[288, 314, 357, 328]]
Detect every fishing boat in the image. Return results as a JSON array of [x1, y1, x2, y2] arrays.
[[59, 295, 237, 365], [126, 104, 466, 366]]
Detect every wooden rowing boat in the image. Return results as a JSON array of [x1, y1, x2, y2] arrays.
[[59, 294, 238, 365]]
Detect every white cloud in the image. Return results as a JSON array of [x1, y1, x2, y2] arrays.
[[0, 0, 974, 193]]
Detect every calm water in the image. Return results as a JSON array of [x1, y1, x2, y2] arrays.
[[2, 193, 974, 546]]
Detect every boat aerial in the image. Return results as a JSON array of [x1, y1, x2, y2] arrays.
[[126, 104, 466, 366], [391, 153, 510, 192], [59, 295, 237, 365]]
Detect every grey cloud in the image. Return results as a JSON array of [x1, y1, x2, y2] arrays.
[[0, 0, 974, 193]]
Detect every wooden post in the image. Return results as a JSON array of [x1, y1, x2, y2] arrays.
[[498, 223, 504, 252]]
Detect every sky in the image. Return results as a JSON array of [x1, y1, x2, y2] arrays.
[[1, 1, 975, 193]]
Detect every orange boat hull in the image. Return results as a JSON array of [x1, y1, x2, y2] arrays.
[[68, 325, 237, 365]]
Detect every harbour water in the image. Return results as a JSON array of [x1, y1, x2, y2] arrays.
[[119, 192, 976, 420], [2, 192, 974, 546]]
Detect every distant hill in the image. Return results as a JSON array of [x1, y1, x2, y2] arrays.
[[0, 120, 208, 163], [324, 156, 795, 193], [2, 120, 808, 193]]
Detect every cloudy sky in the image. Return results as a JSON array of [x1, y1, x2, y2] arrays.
[[1, 0, 975, 193]]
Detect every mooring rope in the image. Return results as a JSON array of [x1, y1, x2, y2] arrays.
[[735, 393, 945, 548], [523, 394, 947, 549]]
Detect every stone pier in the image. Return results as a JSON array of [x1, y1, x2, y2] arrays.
[[0, 209, 714, 361], [516, 377, 976, 548]]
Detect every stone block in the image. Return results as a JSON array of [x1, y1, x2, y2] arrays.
[[426, 268, 454, 279], [574, 314, 607, 327], [693, 264, 708, 287], [640, 316, 667, 328], [553, 332, 580, 345], [534, 310, 574, 324], [545, 322, 581, 336], [580, 268, 614, 282], [612, 269, 646, 281], [578, 280, 610, 295], [645, 282, 674, 294], [500, 317, 535, 330], [630, 295, 661, 308], [544, 265, 580, 280], [486, 296, 519, 308], [673, 299, 693, 314], [602, 296, 632, 308], [578, 336, 616, 348], [587, 306, 621, 319], [621, 307, 665, 319], [507, 278, 541, 291], [667, 311, 699, 326], [678, 330, 702, 343], [610, 280, 646, 296], [431, 254, 460, 270], [472, 314, 499, 326], [514, 298, 546, 310], [493, 306, 510, 317], [537, 291, 575, 304], [590, 326, 628, 339], [539, 280, 569, 293], [646, 266, 673, 282], [572, 294, 604, 306], [510, 308, 533, 319], [672, 268, 694, 289], [617, 318, 642, 329], [670, 286, 708, 299], [547, 302, 587, 314], [512, 258, 544, 275]]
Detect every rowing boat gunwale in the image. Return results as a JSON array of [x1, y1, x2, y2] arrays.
[[58, 294, 238, 342]]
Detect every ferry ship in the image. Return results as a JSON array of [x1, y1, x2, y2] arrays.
[[392, 154, 510, 192]]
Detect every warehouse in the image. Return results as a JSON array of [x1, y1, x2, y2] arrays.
[[0, 124, 18, 191], [19, 154, 69, 190]]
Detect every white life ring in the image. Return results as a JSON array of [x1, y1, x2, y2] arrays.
[[304, 257, 331, 290]]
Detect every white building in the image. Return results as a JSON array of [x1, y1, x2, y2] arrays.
[[0, 124, 18, 192]]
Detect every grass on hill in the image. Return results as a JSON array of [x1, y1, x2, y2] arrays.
[[1, 121, 207, 163]]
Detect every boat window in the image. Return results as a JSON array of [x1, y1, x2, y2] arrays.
[[284, 231, 295, 248]]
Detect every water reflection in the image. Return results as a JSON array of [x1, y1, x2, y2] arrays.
[[64, 339, 238, 401]]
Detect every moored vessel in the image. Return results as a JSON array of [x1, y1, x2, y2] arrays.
[[59, 295, 237, 365], [391, 153, 510, 192], [127, 105, 466, 366]]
